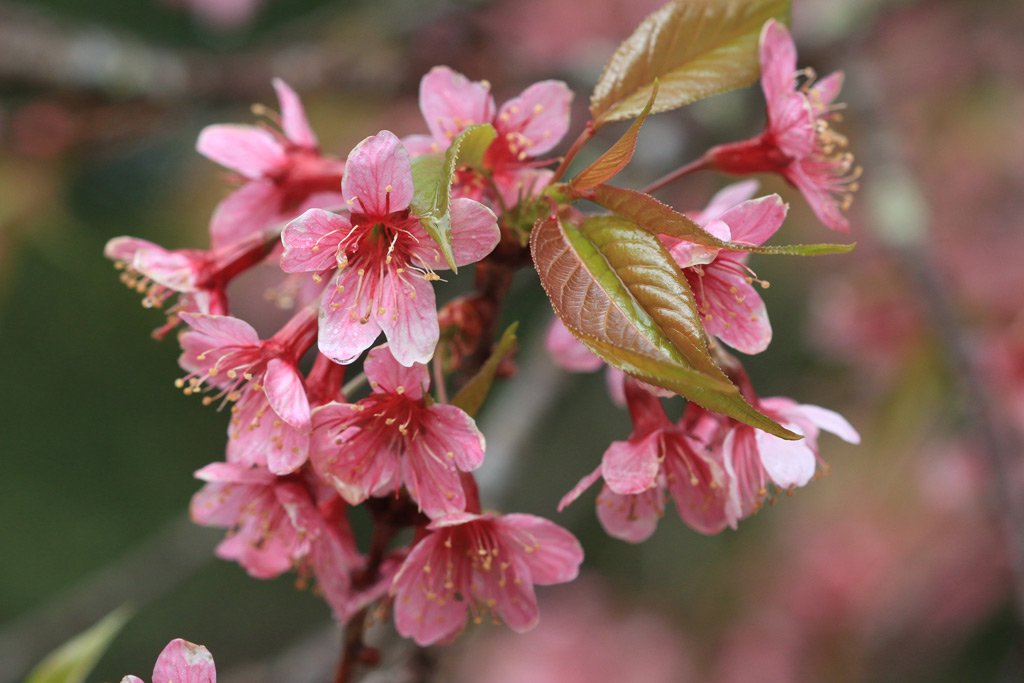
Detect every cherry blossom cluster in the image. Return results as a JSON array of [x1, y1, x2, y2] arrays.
[[105, 16, 859, 671]]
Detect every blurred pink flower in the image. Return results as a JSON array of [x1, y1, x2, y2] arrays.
[[706, 20, 858, 232], [453, 577, 693, 683], [390, 511, 583, 645], [406, 66, 573, 208], [197, 79, 345, 248], [280, 130, 499, 366], [310, 344, 485, 517], [121, 638, 215, 683]]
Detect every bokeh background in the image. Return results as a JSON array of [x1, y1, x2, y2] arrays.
[[2, 0, 1023, 680]]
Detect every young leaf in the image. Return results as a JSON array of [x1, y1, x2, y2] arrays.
[[451, 322, 518, 417], [410, 124, 498, 270], [26, 606, 132, 683], [590, 0, 790, 125], [571, 82, 659, 191], [531, 212, 797, 438], [591, 184, 854, 255]]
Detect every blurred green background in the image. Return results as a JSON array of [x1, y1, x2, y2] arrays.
[[2, 0, 1022, 681]]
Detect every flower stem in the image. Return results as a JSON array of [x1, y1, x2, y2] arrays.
[[640, 154, 712, 194], [551, 121, 596, 183]]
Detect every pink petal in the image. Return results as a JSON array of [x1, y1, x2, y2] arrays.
[[227, 391, 310, 474], [791, 403, 860, 444], [424, 404, 486, 471], [313, 421, 401, 505], [208, 180, 282, 250], [392, 535, 469, 645], [179, 312, 261, 348], [602, 431, 662, 495], [196, 124, 285, 178], [500, 513, 583, 585], [717, 194, 787, 246], [489, 556, 541, 633], [693, 180, 761, 224], [152, 639, 216, 683], [104, 236, 159, 262], [759, 20, 798, 109], [402, 432, 468, 517], [132, 246, 200, 292], [787, 161, 850, 233], [545, 318, 603, 372], [263, 358, 311, 429], [492, 167, 553, 208], [401, 133, 443, 156], [755, 429, 816, 488], [341, 131, 413, 217], [419, 66, 496, 144], [692, 259, 772, 355], [663, 439, 729, 535], [811, 71, 845, 109], [273, 78, 318, 148], [122, 676, 145, 682], [446, 197, 500, 267], [363, 344, 429, 400], [596, 485, 664, 543], [317, 268, 384, 364], [770, 93, 816, 159], [558, 465, 603, 511], [375, 273, 438, 367], [281, 208, 352, 273], [193, 461, 275, 486], [495, 80, 573, 156]]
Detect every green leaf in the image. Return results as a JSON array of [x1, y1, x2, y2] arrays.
[[410, 124, 498, 271], [451, 323, 518, 417], [591, 184, 854, 255], [571, 82, 659, 191], [531, 212, 797, 438], [590, 0, 790, 125], [26, 606, 132, 683]]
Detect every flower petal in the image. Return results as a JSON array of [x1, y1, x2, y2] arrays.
[[793, 403, 860, 444], [419, 66, 496, 144], [342, 131, 413, 216], [317, 268, 384, 364], [152, 638, 216, 683], [495, 80, 573, 156], [596, 485, 664, 543], [281, 208, 352, 273], [759, 20, 798, 109], [601, 431, 662, 495], [196, 124, 285, 178], [263, 358, 311, 429], [402, 432, 467, 518], [179, 312, 261, 348], [273, 78, 318, 148], [448, 198, 500, 267], [755, 429, 816, 488], [391, 534, 469, 645], [717, 194, 788, 247], [691, 259, 772, 355], [693, 180, 760, 225], [558, 465, 603, 511], [500, 513, 583, 585], [208, 180, 282, 249], [363, 344, 429, 399], [424, 404, 486, 471], [376, 273, 439, 367]]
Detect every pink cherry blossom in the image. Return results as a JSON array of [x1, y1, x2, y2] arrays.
[[390, 511, 583, 645], [661, 184, 787, 355], [310, 344, 485, 517], [280, 130, 499, 366], [407, 66, 573, 208], [190, 463, 381, 622], [721, 397, 860, 525], [197, 79, 345, 248], [705, 20, 859, 232], [121, 638, 215, 683], [559, 381, 730, 540], [177, 308, 317, 474]]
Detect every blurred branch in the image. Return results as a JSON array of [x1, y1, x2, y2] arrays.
[[0, 2, 403, 102], [0, 515, 215, 683]]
